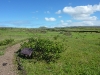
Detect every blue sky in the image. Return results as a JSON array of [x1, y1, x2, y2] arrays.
[[0, 0, 100, 28]]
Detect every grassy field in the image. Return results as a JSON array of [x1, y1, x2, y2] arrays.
[[0, 27, 100, 75], [0, 28, 34, 55]]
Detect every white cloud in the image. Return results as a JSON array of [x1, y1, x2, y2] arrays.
[[61, 23, 68, 27], [58, 20, 100, 27], [67, 21, 93, 26], [58, 16, 62, 18], [45, 17, 56, 21], [70, 21, 95, 26], [58, 19, 100, 27], [60, 20, 72, 23], [55, 10, 61, 14], [63, 4, 100, 21], [73, 14, 97, 21], [60, 20, 68, 27], [82, 21, 94, 26]]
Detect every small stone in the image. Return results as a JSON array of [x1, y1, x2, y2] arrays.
[[2, 63, 7, 66]]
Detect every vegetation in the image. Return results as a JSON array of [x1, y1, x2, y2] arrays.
[[0, 27, 100, 75], [20, 38, 64, 62], [0, 28, 34, 55], [0, 39, 14, 46]]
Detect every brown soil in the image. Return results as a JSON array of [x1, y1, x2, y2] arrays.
[[0, 43, 20, 75]]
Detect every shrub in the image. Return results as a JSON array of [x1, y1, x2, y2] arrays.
[[53, 35, 60, 40], [63, 31, 71, 36], [20, 38, 64, 62], [0, 39, 14, 46]]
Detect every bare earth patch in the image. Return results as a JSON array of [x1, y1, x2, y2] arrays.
[[0, 43, 20, 75]]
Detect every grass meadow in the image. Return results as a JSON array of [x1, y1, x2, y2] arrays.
[[0, 28, 34, 55], [0, 27, 100, 75]]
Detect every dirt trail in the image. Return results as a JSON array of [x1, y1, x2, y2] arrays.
[[0, 43, 20, 75]]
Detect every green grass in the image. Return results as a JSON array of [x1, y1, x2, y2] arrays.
[[19, 31, 100, 75], [0, 27, 100, 75], [0, 28, 34, 55]]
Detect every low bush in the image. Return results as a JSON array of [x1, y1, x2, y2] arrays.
[[0, 39, 14, 46], [53, 35, 60, 40], [20, 38, 64, 62]]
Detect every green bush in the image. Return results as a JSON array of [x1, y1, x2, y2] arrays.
[[0, 39, 14, 46], [20, 38, 64, 62], [53, 35, 60, 40]]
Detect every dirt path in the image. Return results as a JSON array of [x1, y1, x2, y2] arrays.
[[0, 43, 20, 75]]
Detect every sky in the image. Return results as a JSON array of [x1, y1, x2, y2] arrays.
[[0, 0, 100, 28]]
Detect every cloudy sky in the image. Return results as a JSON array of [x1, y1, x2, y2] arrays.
[[0, 0, 100, 28]]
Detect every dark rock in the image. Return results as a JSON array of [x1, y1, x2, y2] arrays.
[[2, 63, 7, 66]]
